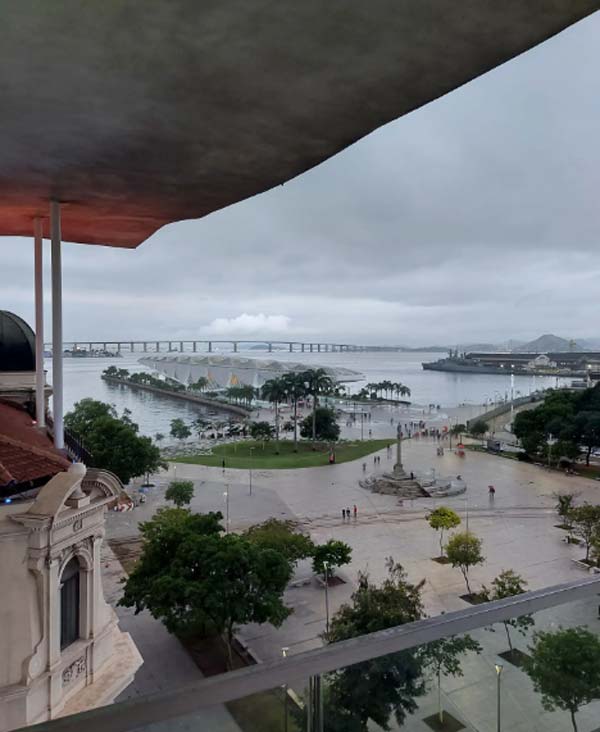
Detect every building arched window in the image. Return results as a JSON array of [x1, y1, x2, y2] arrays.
[[60, 557, 80, 649]]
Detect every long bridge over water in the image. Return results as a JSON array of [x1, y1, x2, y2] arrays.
[[46, 340, 403, 354]]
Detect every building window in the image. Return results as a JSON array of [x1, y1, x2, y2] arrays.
[[60, 558, 80, 650]]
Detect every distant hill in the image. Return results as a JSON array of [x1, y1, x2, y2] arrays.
[[513, 334, 583, 353]]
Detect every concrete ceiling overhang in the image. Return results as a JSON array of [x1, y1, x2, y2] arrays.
[[1, 1, 598, 248]]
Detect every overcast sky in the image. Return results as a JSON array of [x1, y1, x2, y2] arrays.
[[3, 13, 600, 347]]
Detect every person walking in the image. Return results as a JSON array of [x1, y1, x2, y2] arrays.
[[342, 508, 346, 520], [353, 504, 357, 519]]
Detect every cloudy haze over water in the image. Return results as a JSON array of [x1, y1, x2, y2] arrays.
[[3, 14, 600, 346]]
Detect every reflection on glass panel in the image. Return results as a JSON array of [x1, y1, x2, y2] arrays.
[[320, 594, 600, 732]]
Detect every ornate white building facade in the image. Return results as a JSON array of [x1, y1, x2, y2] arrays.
[[0, 463, 141, 731]]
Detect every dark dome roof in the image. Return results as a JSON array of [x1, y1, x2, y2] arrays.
[[0, 311, 36, 371]]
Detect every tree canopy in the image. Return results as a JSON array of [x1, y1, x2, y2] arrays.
[[170, 418, 192, 441], [514, 384, 600, 464], [312, 539, 352, 576], [244, 518, 315, 565], [300, 406, 340, 442], [64, 398, 163, 484], [119, 507, 293, 667], [324, 561, 427, 731], [426, 506, 461, 557], [302, 368, 334, 447], [568, 504, 600, 561], [526, 627, 600, 732], [482, 570, 534, 652], [469, 420, 489, 441], [165, 479, 195, 507], [249, 420, 275, 441], [445, 532, 484, 596]]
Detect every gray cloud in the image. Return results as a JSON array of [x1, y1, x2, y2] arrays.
[[3, 13, 600, 346]]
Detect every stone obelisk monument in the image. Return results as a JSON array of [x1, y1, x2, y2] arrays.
[[393, 423, 406, 477]]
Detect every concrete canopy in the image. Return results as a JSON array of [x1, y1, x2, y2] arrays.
[[1, 1, 598, 248]]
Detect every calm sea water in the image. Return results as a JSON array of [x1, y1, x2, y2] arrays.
[[45, 350, 566, 443]]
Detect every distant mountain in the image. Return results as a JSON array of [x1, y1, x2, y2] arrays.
[[513, 334, 583, 353]]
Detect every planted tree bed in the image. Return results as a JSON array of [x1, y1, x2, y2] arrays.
[[316, 574, 346, 587], [459, 592, 488, 606], [170, 438, 394, 469], [423, 712, 465, 732], [498, 648, 530, 668], [184, 634, 301, 732], [431, 556, 450, 564]]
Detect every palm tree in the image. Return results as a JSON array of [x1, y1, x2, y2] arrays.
[[261, 377, 288, 453], [190, 376, 209, 392], [281, 373, 307, 452], [302, 368, 334, 449]]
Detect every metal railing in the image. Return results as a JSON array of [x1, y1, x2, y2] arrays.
[[18, 574, 600, 732], [45, 414, 94, 464]]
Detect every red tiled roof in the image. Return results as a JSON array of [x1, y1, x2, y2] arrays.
[[0, 402, 70, 487]]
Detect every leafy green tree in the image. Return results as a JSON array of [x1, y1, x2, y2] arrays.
[[555, 493, 577, 529], [65, 399, 163, 484], [120, 508, 292, 668], [64, 397, 117, 439], [102, 365, 119, 377], [469, 420, 489, 444], [261, 377, 288, 453], [324, 561, 427, 731], [312, 539, 352, 577], [302, 368, 334, 448], [244, 518, 315, 565], [170, 418, 191, 441], [280, 373, 307, 452], [299, 406, 340, 442], [550, 439, 580, 466], [189, 376, 209, 392], [423, 635, 481, 727], [165, 479, 194, 507], [573, 411, 600, 466], [154, 432, 165, 443], [249, 420, 274, 442], [445, 532, 484, 596], [526, 627, 600, 732], [568, 504, 600, 561], [426, 506, 461, 558], [482, 570, 534, 652], [513, 388, 586, 459]]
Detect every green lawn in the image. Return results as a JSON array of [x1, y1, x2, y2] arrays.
[[170, 438, 395, 469]]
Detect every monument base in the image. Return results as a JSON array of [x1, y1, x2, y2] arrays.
[[360, 468, 426, 498]]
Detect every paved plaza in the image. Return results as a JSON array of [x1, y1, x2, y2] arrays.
[[104, 407, 600, 731]]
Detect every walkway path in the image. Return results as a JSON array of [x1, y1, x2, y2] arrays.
[[102, 544, 240, 731]]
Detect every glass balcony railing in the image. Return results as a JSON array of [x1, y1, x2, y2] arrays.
[[20, 575, 600, 732]]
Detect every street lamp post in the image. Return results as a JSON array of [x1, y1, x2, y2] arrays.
[[223, 488, 230, 533], [495, 663, 503, 732], [282, 647, 289, 732], [547, 434, 556, 470], [510, 365, 515, 423], [323, 560, 330, 638], [249, 446, 254, 496]]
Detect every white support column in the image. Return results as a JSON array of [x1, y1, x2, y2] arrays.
[[34, 217, 46, 428], [51, 201, 64, 449]]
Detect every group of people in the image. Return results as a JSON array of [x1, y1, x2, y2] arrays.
[[342, 505, 358, 520]]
